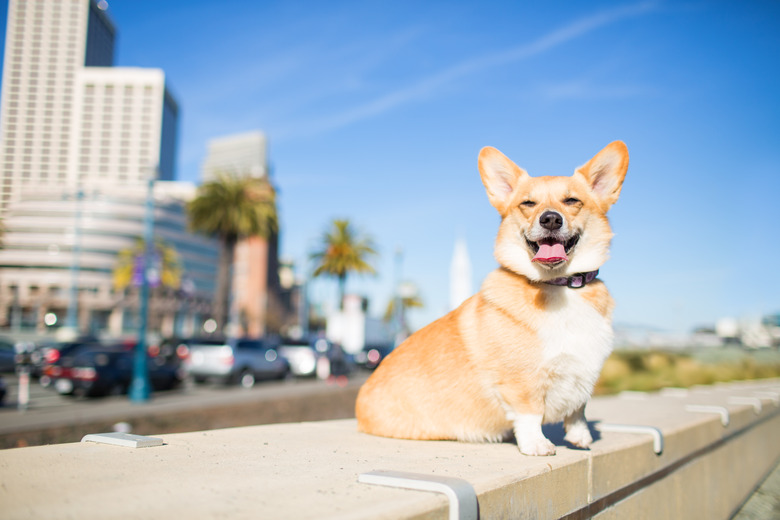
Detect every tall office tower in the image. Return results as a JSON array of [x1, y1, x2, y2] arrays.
[[70, 67, 179, 187], [0, 0, 178, 214], [0, 1, 205, 336], [201, 131, 268, 182]]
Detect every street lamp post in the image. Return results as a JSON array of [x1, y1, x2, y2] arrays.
[[129, 177, 155, 403], [65, 188, 84, 333]]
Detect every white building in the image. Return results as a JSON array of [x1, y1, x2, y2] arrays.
[[70, 67, 179, 187], [326, 295, 394, 355], [0, 183, 219, 336], [0, 0, 209, 337], [2, 0, 98, 212], [201, 131, 268, 182], [0, 0, 178, 215]]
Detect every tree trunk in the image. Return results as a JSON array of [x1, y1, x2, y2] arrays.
[[338, 274, 346, 310], [214, 235, 236, 335]]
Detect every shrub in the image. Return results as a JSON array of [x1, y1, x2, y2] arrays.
[[594, 348, 780, 395]]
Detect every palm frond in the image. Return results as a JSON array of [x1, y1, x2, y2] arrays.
[[310, 219, 377, 279], [187, 172, 278, 240], [112, 238, 182, 291]]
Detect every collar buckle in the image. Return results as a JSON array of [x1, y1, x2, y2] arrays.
[[567, 274, 587, 288]]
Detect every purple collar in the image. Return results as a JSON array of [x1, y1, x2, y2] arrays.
[[543, 269, 599, 289]]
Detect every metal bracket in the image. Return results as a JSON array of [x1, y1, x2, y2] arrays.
[[685, 405, 730, 426], [81, 432, 164, 448], [597, 423, 664, 455], [754, 391, 780, 406], [359, 470, 478, 520], [728, 396, 762, 414]]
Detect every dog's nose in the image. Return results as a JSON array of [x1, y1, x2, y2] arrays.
[[539, 211, 563, 231]]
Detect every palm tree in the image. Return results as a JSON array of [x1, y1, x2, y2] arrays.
[[113, 238, 182, 291], [383, 293, 424, 323], [310, 219, 377, 309], [187, 173, 278, 333], [384, 283, 423, 343]]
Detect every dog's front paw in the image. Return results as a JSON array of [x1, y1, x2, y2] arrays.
[[564, 422, 593, 449], [518, 437, 557, 456]]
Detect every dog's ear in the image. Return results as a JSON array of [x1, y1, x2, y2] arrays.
[[479, 147, 529, 214], [575, 141, 629, 210]]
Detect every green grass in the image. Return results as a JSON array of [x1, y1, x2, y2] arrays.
[[594, 347, 780, 395]]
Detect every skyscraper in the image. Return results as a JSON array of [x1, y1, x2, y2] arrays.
[[70, 67, 179, 186], [0, 0, 178, 214], [0, 1, 213, 336], [201, 131, 268, 182]]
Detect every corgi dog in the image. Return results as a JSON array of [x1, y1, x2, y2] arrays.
[[356, 141, 629, 456]]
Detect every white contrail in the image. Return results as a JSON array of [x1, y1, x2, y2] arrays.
[[287, 1, 659, 137]]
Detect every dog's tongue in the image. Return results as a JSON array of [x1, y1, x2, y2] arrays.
[[533, 241, 567, 263]]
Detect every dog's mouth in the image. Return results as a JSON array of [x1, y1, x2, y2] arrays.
[[526, 235, 580, 266]]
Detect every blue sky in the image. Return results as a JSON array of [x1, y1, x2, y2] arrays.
[[3, 0, 779, 332]]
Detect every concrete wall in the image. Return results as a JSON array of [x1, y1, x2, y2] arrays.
[[1, 378, 778, 519]]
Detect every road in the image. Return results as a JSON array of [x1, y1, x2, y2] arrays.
[[2, 372, 79, 412], [1, 370, 249, 416]]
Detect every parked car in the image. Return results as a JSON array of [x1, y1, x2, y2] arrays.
[[354, 344, 395, 370], [183, 337, 289, 388], [155, 337, 190, 362], [43, 343, 183, 398], [38, 338, 104, 387], [279, 337, 353, 379], [278, 340, 318, 377], [0, 375, 6, 406], [0, 337, 17, 373]]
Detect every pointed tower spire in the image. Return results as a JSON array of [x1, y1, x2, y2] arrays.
[[449, 237, 473, 310]]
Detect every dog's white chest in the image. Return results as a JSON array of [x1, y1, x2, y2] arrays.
[[536, 290, 613, 422]]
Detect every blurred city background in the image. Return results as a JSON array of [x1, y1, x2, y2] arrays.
[[0, 0, 778, 413]]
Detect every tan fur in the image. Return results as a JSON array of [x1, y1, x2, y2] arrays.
[[356, 142, 629, 455]]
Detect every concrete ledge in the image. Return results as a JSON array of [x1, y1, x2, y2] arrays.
[[1, 379, 779, 519], [0, 378, 364, 448]]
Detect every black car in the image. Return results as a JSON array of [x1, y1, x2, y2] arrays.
[[0, 337, 17, 373], [355, 344, 395, 370], [0, 375, 6, 406], [45, 343, 183, 398], [37, 337, 102, 384]]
